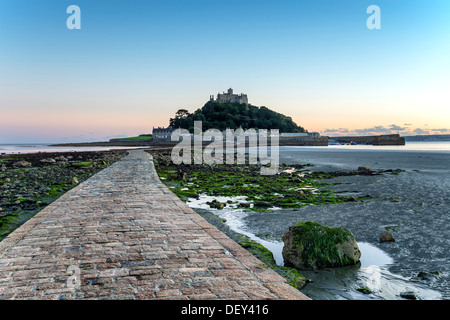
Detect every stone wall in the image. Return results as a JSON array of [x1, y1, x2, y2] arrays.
[[330, 134, 405, 145], [279, 136, 329, 146]]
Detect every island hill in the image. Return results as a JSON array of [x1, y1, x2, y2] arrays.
[[145, 88, 325, 146], [169, 93, 306, 134], [53, 88, 404, 147], [106, 88, 328, 147]]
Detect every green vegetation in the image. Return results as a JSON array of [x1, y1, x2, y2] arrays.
[[384, 225, 400, 232], [238, 237, 307, 289], [72, 162, 93, 168], [113, 134, 152, 141], [357, 287, 373, 294], [169, 101, 306, 133]]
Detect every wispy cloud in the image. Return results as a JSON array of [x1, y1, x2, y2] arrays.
[[413, 128, 430, 135], [322, 128, 349, 134], [389, 124, 408, 131], [431, 128, 450, 133]]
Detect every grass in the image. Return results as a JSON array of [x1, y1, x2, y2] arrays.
[[114, 135, 152, 141]]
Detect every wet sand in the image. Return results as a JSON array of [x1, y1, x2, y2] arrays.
[[241, 146, 450, 299]]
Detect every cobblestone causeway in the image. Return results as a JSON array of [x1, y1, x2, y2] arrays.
[[0, 150, 309, 300]]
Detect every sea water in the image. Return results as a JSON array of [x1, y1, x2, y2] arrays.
[[0, 144, 143, 155]]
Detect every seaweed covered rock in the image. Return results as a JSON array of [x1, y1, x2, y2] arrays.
[[282, 221, 361, 269]]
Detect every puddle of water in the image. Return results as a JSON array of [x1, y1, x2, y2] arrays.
[[188, 194, 285, 265], [358, 242, 393, 268], [187, 194, 249, 210]]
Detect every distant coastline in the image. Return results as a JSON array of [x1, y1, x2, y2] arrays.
[[404, 134, 450, 142], [2, 134, 448, 150]]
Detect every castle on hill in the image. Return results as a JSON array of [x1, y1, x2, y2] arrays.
[[210, 88, 248, 105]]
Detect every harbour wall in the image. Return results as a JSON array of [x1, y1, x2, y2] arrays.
[[329, 134, 405, 146]]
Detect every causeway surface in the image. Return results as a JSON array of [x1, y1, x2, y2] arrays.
[[0, 150, 309, 300]]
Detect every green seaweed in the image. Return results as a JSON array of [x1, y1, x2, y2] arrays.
[[357, 287, 373, 294], [290, 221, 359, 269], [72, 162, 93, 168], [154, 157, 361, 210], [237, 236, 307, 289]]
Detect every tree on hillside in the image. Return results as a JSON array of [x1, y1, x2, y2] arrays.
[[169, 101, 307, 133]]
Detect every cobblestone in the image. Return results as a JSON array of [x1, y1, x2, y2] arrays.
[[0, 150, 309, 300]]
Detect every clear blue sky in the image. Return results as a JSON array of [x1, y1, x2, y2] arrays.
[[1, 0, 449, 143]]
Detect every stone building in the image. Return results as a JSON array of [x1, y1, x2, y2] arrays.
[[210, 88, 248, 104], [152, 127, 175, 142]]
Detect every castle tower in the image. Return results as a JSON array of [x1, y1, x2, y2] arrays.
[[227, 88, 233, 95]]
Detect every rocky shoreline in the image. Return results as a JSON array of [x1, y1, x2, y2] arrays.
[[0, 150, 127, 241]]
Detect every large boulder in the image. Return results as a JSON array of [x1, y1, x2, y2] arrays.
[[282, 221, 361, 270]]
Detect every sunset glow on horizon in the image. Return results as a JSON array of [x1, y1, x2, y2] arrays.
[[1, 0, 449, 143]]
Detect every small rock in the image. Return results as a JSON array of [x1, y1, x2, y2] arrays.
[[13, 160, 32, 168], [356, 287, 373, 294], [177, 172, 187, 180], [416, 271, 442, 281], [239, 202, 251, 208], [380, 231, 395, 243], [400, 291, 418, 300], [254, 201, 271, 207], [214, 203, 225, 210], [40, 158, 56, 163], [358, 166, 372, 174]]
